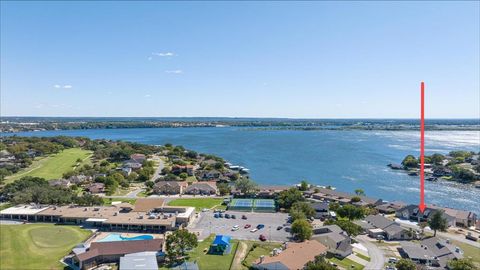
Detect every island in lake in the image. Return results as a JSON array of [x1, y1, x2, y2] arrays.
[[389, 151, 480, 186]]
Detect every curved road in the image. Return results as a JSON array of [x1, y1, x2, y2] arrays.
[[356, 235, 385, 270]]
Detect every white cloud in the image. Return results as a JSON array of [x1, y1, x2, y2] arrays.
[[53, 84, 73, 89], [165, 70, 183, 74], [152, 52, 175, 57], [144, 94, 151, 98]]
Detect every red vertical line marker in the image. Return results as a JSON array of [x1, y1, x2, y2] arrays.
[[419, 81, 426, 213]]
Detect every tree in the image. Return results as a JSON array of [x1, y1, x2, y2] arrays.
[[395, 259, 416, 270], [430, 153, 445, 165], [428, 210, 447, 237], [291, 219, 312, 241], [324, 220, 362, 237], [277, 187, 305, 209], [165, 229, 198, 264], [351, 196, 361, 203], [402, 155, 419, 168], [299, 180, 309, 191], [234, 178, 257, 195], [354, 188, 365, 196], [305, 255, 337, 270], [336, 205, 365, 220], [217, 182, 231, 196], [178, 172, 188, 180], [447, 258, 476, 270], [290, 201, 315, 220]]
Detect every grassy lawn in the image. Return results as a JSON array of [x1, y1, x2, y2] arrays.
[[0, 223, 92, 270], [188, 235, 238, 270], [241, 242, 282, 269], [452, 240, 480, 266], [5, 148, 92, 183], [326, 254, 364, 270], [102, 198, 137, 205], [167, 198, 225, 211], [355, 252, 371, 262]]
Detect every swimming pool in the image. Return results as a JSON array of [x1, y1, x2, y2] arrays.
[[98, 233, 154, 242]]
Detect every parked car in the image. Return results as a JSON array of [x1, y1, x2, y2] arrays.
[[242, 215, 247, 219], [231, 214, 236, 219], [225, 214, 230, 219], [466, 232, 478, 241], [219, 213, 223, 218], [259, 234, 267, 241], [250, 228, 258, 233], [232, 225, 239, 231], [214, 213, 219, 218], [388, 258, 397, 264], [276, 226, 283, 230], [257, 224, 265, 229], [244, 224, 251, 229]]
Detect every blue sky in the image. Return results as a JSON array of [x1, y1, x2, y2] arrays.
[[1, 1, 479, 118]]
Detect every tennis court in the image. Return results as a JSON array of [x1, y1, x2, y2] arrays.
[[228, 199, 276, 212], [253, 199, 276, 212]]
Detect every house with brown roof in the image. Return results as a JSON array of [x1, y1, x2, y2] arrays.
[[153, 181, 188, 195], [72, 239, 163, 270], [184, 182, 217, 195], [252, 241, 328, 270], [172, 165, 195, 176], [133, 198, 165, 212], [312, 188, 383, 206], [130, 153, 147, 163], [86, 183, 105, 194]]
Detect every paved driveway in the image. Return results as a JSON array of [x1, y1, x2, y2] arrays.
[[355, 235, 385, 270], [190, 211, 291, 242]]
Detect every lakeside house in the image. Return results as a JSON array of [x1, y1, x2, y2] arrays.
[[172, 165, 196, 176], [399, 237, 463, 268], [395, 204, 476, 228], [311, 225, 352, 258], [152, 181, 189, 195], [375, 201, 406, 214], [256, 185, 290, 198], [252, 241, 328, 270], [311, 202, 330, 220], [71, 239, 163, 270], [0, 199, 195, 233], [312, 188, 383, 206]]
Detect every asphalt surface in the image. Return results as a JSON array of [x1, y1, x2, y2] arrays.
[[190, 210, 291, 242], [356, 235, 386, 270]]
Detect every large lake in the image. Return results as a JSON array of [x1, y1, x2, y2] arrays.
[[6, 128, 480, 214]]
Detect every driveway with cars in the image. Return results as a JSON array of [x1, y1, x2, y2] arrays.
[[190, 210, 291, 242]]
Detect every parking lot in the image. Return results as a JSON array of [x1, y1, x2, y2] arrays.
[[189, 210, 291, 242]]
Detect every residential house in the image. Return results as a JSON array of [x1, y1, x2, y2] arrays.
[[121, 167, 132, 176], [256, 185, 290, 198], [172, 165, 195, 176], [86, 183, 105, 194], [312, 188, 383, 207], [153, 181, 188, 195], [72, 239, 163, 270], [184, 182, 217, 195], [396, 205, 456, 227], [399, 237, 463, 268], [196, 170, 221, 181], [375, 201, 406, 214], [311, 202, 330, 220], [68, 175, 92, 185], [123, 160, 143, 170], [252, 241, 328, 270], [130, 154, 147, 164], [430, 205, 477, 228], [311, 225, 352, 257], [363, 215, 413, 240], [49, 179, 72, 189]]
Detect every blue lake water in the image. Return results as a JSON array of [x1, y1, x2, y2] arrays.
[[6, 128, 480, 214]]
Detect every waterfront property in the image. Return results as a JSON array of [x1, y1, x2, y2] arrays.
[[311, 225, 352, 258], [252, 241, 328, 270], [395, 204, 477, 228], [399, 237, 463, 268], [312, 187, 383, 207], [0, 199, 195, 233], [358, 214, 413, 240]]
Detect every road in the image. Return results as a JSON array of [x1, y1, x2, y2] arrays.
[[150, 155, 165, 181], [355, 235, 385, 270]]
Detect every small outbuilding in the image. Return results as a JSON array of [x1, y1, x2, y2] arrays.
[[209, 235, 232, 255]]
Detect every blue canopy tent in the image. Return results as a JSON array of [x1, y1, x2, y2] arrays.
[[209, 235, 232, 255]]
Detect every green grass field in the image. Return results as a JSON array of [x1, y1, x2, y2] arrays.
[[167, 198, 225, 211], [0, 224, 92, 270], [326, 254, 364, 270], [188, 235, 239, 270], [5, 148, 92, 183], [452, 240, 480, 267], [241, 242, 282, 268]]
